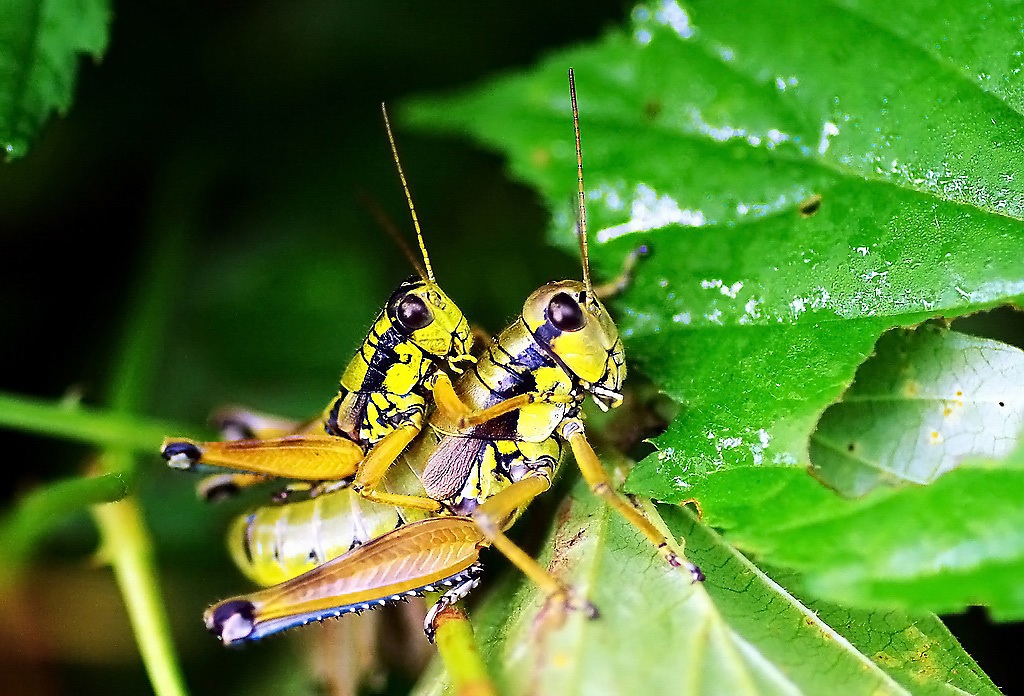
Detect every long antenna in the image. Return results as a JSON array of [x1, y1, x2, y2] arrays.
[[381, 103, 435, 283], [568, 69, 593, 297]]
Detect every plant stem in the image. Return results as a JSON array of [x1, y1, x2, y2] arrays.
[[0, 391, 202, 452], [93, 455, 187, 696], [0, 471, 128, 576], [89, 164, 203, 696], [433, 605, 498, 696]]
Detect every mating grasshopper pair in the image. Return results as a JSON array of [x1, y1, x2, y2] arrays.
[[162, 70, 702, 648]]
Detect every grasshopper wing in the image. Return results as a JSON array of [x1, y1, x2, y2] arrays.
[[206, 516, 485, 645]]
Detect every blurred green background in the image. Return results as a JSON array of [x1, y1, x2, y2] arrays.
[[1, 1, 1021, 694]]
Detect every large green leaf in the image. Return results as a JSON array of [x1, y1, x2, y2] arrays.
[[811, 325, 1024, 496], [0, 0, 110, 159], [415, 475, 996, 695], [406, 0, 1024, 505], [689, 445, 1024, 619]]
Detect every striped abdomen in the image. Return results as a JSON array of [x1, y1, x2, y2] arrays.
[[229, 489, 406, 587]]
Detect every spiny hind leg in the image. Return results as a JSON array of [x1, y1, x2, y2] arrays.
[[470, 475, 597, 618], [560, 418, 703, 582], [423, 577, 482, 642]]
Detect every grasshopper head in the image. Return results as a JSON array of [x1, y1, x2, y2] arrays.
[[387, 277, 474, 370], [522, 280, 625, 411]]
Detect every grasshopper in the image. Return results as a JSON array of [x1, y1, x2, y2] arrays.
[[202, 70, 702, 647], [161, 106, 483, 584]]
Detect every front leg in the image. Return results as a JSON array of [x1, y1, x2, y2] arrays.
[[468, 475, 597, 617], [349, 423, 443, 513], [559, 418, 704, 583], [430, 372, 575, 430]]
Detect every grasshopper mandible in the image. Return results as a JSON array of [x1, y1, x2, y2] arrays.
[[202, 70, 703, 646]]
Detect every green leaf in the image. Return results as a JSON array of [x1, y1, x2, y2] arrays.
[[804, 599, 999, 695], [811, 325, 1024, 496], [690, 448, 1024, 619], [405, 0, 1024, 505], [416, 475, 996, 695], [0, 471, 127, 575], [0, 0, 110, 160]]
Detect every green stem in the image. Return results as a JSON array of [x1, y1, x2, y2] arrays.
[[92, 454, 187, 696], [0, 471, 128, 575], [88, 162, 206, 696], [0, 391, 203, 453], [434, 606, 498, 696]]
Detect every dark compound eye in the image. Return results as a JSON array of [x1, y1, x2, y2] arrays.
[[547, 292, 586, 332], [396, 294, 433, 331]]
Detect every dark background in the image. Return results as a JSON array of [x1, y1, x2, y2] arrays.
[[0, 1, 1018, 694]]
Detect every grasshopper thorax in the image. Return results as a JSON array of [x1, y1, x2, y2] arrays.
[[386, 276, 473, 367], [522, 279, 625, 411]]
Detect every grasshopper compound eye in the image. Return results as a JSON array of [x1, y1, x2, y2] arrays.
[[547, 292, 586, 332], [396, 294, 434, 332]]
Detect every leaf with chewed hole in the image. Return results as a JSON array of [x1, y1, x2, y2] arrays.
[[413, 473, 996, 695], [406, 0, 1024, 507], [810, 325, 1024, 496]]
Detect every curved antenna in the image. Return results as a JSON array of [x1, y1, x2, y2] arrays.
[[381, 103, 436, 283], [568, 69, 593, 298]]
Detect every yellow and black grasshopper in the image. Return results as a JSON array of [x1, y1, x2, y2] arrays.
[[196, 70, 703, 647], [161, 106, 482, 584]]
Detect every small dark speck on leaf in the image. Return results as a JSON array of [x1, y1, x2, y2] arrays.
[[847, 442, 856, 452], [799, 194, 822, 217], [644, 99, 662, 120]]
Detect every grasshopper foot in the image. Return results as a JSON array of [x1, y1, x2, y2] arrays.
[[161, 440, 201, 470], [205, 599, 256, 646], [538, 588, 600, 628], [423, 573, 482, 642], [197, 475, 240, 502], [658, 543, 704, 583]]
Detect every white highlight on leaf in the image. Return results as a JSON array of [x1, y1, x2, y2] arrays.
[[774, 75, 799, 91], [687, 107, 790, 149], [596, 183, 706, 242], [654, 0, 694, 39], [700, 278, 744, 299], [739, 297, 763, 325], [818, 121, 840, 155]]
